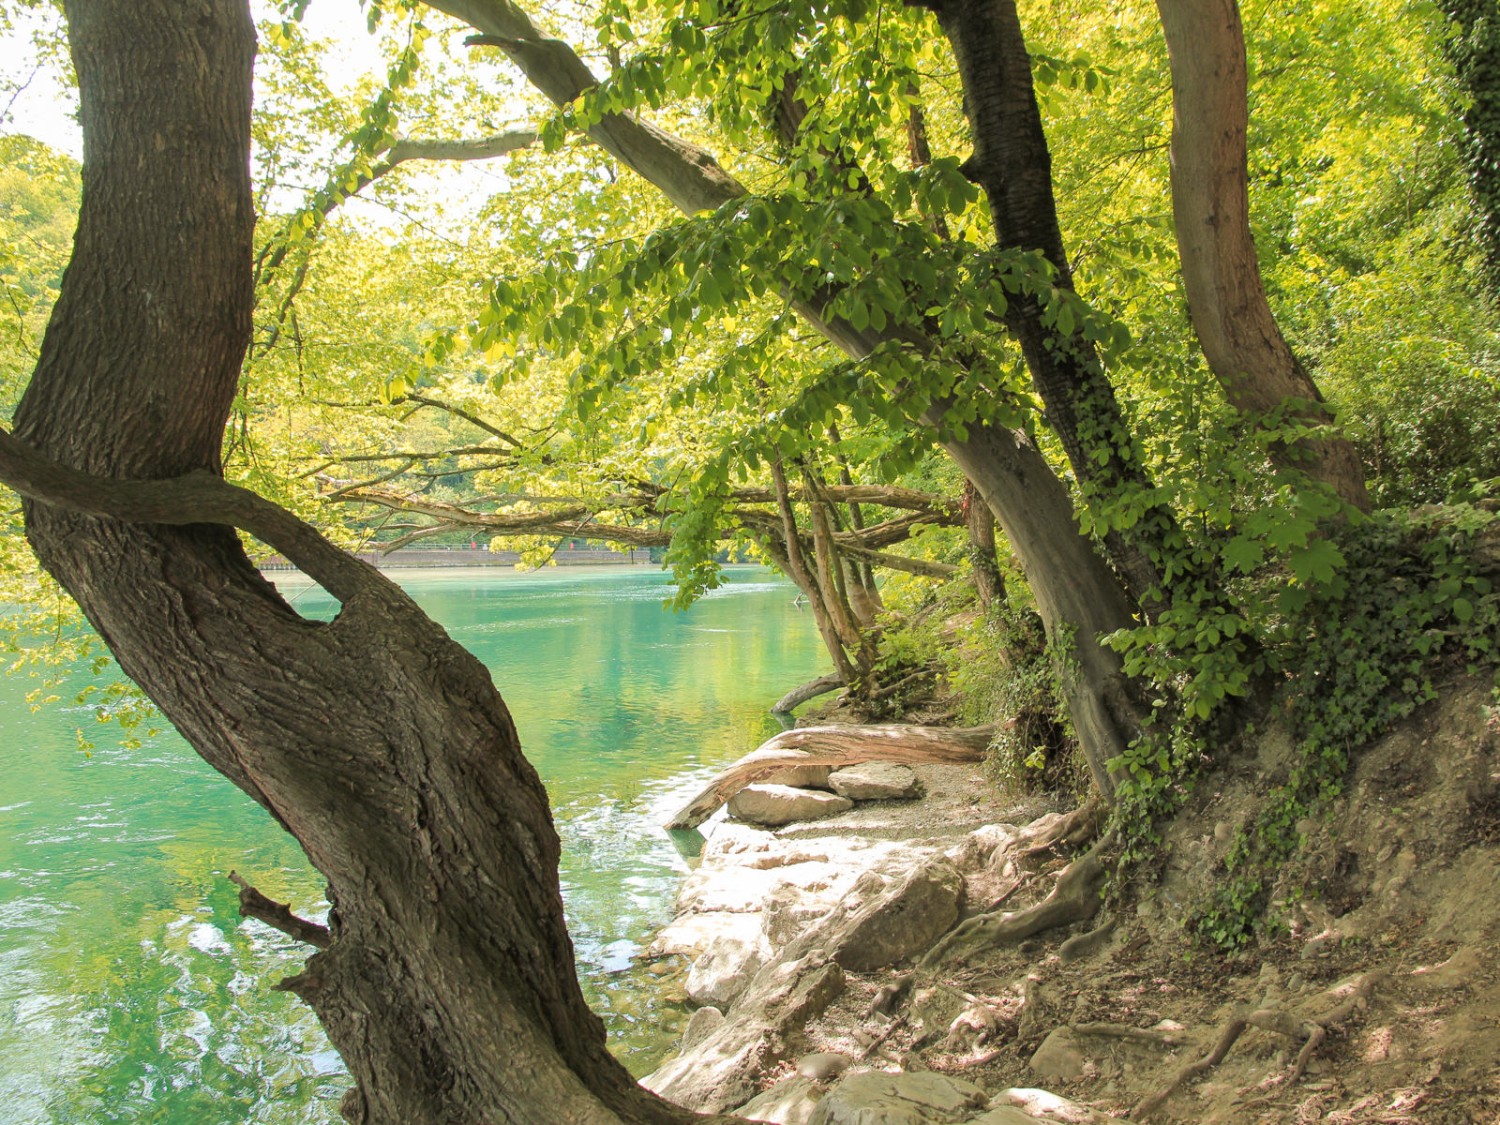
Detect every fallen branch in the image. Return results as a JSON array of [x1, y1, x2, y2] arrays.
[[663, 723, 993, 830], [228, 871, 331, 948]]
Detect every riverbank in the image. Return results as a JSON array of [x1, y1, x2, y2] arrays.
[[641, 680, 1500, 1123]]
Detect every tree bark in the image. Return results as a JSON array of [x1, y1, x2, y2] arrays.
[[923, 0, 1183, 613], [964, 478, 1004, 610], [664, 724, 995, 831], [9, 3, 726, 1121], [426, 0, 1141, 797], [1155, 0, 1370, 510]]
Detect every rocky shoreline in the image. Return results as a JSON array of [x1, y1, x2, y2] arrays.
[[641, 761, 1070, 1123], [632, 684, 1500, 1124]]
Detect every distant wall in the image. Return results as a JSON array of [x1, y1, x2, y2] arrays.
[[260, 546, 656, 571]]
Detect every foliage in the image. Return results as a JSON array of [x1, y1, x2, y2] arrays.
[[1190, 504, 1500, 947]]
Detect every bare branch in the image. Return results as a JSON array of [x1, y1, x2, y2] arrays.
[[228, 871, 332, 948]]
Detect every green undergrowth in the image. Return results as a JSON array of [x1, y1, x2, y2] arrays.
[[1116, 503, 1500, 948]]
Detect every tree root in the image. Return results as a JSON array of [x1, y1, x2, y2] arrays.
[[919, 837, 1109, 968], [1071, 1021, 1184, 1048], [1132, 970, 1386, 1120], [1020, 799, 1104, 857], [771, 673, 844, 714]]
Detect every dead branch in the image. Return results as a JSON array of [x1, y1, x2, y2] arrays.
[[771, 672, 845, 713], [228, 871, 331, 948]]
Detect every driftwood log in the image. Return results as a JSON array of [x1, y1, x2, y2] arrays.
[[663, 723, 994, 830]]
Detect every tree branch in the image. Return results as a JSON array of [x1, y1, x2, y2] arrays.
[[228, 871, 332, 948], [0, 427, 375, 602]]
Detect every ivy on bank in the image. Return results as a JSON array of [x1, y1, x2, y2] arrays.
[[1106, 500, 1500, 949]]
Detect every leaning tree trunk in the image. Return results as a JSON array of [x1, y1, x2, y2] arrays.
[[1155, 0, 1370, 510], [6, 3, 726, 1122], [920, 0, 1178, 611], [424, 0, 1141, 797]]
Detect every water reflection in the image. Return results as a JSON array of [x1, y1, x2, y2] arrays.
[[0, 566, 823, 1122]]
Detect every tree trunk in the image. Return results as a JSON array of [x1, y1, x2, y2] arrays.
[[964, 478, 1004, 610], [1441, 0, 1500, 299], [921, 0, 1179, 611], [1155, 0, 1371, 510], [8, 3, 722, 1121], [425, 0, 1142, 797]]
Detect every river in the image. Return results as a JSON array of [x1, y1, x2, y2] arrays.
[[0, 565, 825, 1124]]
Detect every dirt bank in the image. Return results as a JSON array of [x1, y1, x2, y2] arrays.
[[644, 679, 1500, 1123]]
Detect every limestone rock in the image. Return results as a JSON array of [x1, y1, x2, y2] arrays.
[[807, 1071, 988, 1124], [828, 858, 964, 972], [795, 1052, 852, 1081], [1029, 1027, 1086, 1082], [686, 932, 766, 1008], [968, 1109, 1046, 1124], [644, 955, 846, 1113], [736, 1075, 826, 1124], [770, 765, 835, 790], [681, 1005, 724, 1050], [730, 784, 855, 827], [828, 762, 924, 801]]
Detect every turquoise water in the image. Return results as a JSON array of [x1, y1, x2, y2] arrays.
[[0, 565, 826, 1124]]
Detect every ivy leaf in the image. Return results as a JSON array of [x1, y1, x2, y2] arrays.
[[1222, 535, 1265, 574]]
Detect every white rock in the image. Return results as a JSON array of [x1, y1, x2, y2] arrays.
[[729, 784, 855, 827], [828, 762, 923, 801]]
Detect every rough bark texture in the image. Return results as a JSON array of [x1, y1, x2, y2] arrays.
[[964, 479, 1004, 610], [1442, 0, 1500, 299], [425, 0, 1141, 795], [1155, 0, 1370, 510], [9, 3, 727, 1122], [664, 725, 995, 831]]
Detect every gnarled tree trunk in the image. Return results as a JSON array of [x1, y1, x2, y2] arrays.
[[7, 2, 726, 1121], [1155, 0, 1370, 510]]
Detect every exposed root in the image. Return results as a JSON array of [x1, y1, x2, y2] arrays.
[[1071, 1022, 1185, 1048], [920, 837, 1109, 968], [1059, 917, 1116, 964], [1132, 970, 1386, 1120], [1020, 799, 1104, 856], [942, 1002, 1002, 1050], [1132, 1007, 1251, 1120]]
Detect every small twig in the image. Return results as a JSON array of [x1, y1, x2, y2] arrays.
[[228, 871, 331, 948]]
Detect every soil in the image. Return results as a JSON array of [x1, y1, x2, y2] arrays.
[[680, 676, 1500, 1123]]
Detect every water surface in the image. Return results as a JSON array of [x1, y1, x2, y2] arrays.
[[0, 565, 824, 1123]]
